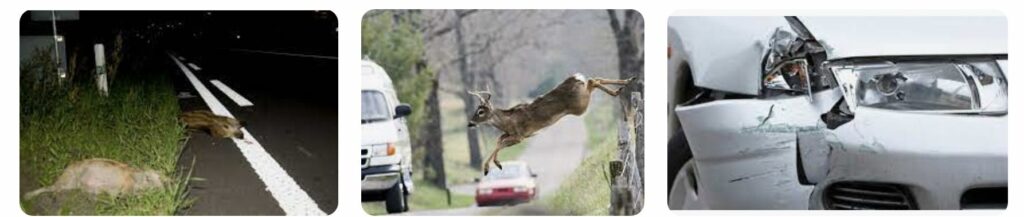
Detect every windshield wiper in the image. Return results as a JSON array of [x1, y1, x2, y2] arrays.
[[361, 118, 387, 124]]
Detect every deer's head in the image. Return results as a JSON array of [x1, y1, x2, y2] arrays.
[[467, 90, 493, 128]]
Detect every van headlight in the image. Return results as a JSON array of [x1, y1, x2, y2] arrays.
[[828, 58, 1007, 114], [371, 143, 396, 157]]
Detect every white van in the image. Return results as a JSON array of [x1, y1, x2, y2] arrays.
[[361, 60, 414, 213]]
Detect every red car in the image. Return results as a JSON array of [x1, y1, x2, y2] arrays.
[[474, 161, 538, 206]]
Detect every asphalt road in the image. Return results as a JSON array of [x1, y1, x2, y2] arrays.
[[402, 116, 588, 215], [171, 48, 337, 215]]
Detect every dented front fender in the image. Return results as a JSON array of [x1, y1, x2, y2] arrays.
[[674, 90, 841, 209]]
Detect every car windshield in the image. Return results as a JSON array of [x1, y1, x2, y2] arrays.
[[482, 164, 522, 181], [362, 91, 390, 123]]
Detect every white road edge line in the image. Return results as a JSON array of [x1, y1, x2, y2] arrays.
[[168, 52, 325, 215], [210, 80, 255, 107], [188, 63, 202, 71], [230, 48, 338, 60]]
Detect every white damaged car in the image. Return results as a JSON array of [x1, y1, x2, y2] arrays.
[[667, 16, 1007, 210]]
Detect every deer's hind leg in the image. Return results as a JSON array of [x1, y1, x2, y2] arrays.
[[588, 78, 633, 97], [482, 134, 522, 175], [590, 78, 631, 85]]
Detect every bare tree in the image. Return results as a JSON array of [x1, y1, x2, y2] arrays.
[[423, 10, 565, 170], [606, 9, 645, 215], [419, 77, 446, 187], [607, 10, 644, 86]]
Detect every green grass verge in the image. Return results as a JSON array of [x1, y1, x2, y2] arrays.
[[542, 133, 616, 215], [542, 98, 618, 215], [20, 58, 191, 215], [361, 179, 475, 215]]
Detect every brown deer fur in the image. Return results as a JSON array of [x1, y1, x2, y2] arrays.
[[181, 110, 244, 139], [23, 158, 164, 199], [468, 73, 633, 175]]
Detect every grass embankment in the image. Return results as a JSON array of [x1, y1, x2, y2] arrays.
[[20, 51, 191, 215], [544, 98, 619, 215]]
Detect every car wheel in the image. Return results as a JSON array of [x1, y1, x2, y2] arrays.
[[669, 159, 703, 209], [385, 183, 407, 213], [666, 129, 693, 199]]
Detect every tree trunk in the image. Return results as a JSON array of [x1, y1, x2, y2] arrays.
[[420, 77, 447, 187], [454, 14, 484, 169], [607, 10, 645, 104]]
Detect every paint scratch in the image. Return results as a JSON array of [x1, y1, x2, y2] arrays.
[[728, 168, 785, 183]]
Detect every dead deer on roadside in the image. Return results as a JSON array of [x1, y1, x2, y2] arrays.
[[467, 73, 634, 175]]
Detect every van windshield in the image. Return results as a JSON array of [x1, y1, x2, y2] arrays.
[[362, 90, 390, 123]]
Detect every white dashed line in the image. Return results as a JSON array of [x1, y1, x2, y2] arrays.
[[188, 63, 202, 71], [168, 52, 325, 215], [178, 56, 186, 61], [210, 79, 254, 107]]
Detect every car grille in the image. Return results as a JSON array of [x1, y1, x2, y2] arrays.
[[824, 182, 916, 210], [361, 148, 370, 168], [960, 187, 1007, 209], [494, 187, 513, 193]]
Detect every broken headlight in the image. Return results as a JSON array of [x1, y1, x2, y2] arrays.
[[761, 26, 831, 97], [829, 58, 1007, 114]]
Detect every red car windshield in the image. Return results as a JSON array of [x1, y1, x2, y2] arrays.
[[482, 164, 522, 181]]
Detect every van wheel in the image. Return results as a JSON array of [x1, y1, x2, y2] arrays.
[[385, 183, 407, 213]]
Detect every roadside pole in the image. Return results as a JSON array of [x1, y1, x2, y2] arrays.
[[94, 43, 108, 96]]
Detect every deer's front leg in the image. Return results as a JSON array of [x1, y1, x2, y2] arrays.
[[491, 136, 522, 170], [482, 134, 521, 175]]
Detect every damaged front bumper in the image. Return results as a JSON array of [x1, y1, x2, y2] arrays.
[[807, 107, 1007, 210], [673, 90, 842, 209], [673, 87, 1006, 210]]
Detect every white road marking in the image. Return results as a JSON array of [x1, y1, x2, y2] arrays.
[[230, 48, 338, 60], [210, 79, 254, 107], [168, 52, 325, 215], [296, 146, 314, 158], [188, 62, 202, 71], [178, 56, 186, 61]]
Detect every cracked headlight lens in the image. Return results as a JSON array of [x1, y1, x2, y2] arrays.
[[829, 58, 1007, 114]]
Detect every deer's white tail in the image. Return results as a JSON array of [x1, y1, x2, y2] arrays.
[[572, 73, 586, 81]]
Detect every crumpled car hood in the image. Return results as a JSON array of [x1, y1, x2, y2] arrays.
[[670, 16, 1007, 96], [800, 16, 1007, 59]]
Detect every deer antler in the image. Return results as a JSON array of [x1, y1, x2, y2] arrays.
[[467, 85, 492, 103]]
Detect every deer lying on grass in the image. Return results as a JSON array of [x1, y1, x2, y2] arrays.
[[467, 73, 634, 175]]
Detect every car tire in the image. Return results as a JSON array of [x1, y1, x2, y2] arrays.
[[666, 129, 693, 200], [385, 183, 407, 213]]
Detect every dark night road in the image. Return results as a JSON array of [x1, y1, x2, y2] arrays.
[[170, 48, 337, 215]]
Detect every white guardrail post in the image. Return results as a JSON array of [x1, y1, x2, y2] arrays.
[[94, 43, 108, 96]]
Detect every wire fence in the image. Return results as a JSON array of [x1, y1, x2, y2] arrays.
[[609, 91, 644, 215]]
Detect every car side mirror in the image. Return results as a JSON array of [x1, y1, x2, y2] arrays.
[[394, 104, 412, 119]]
